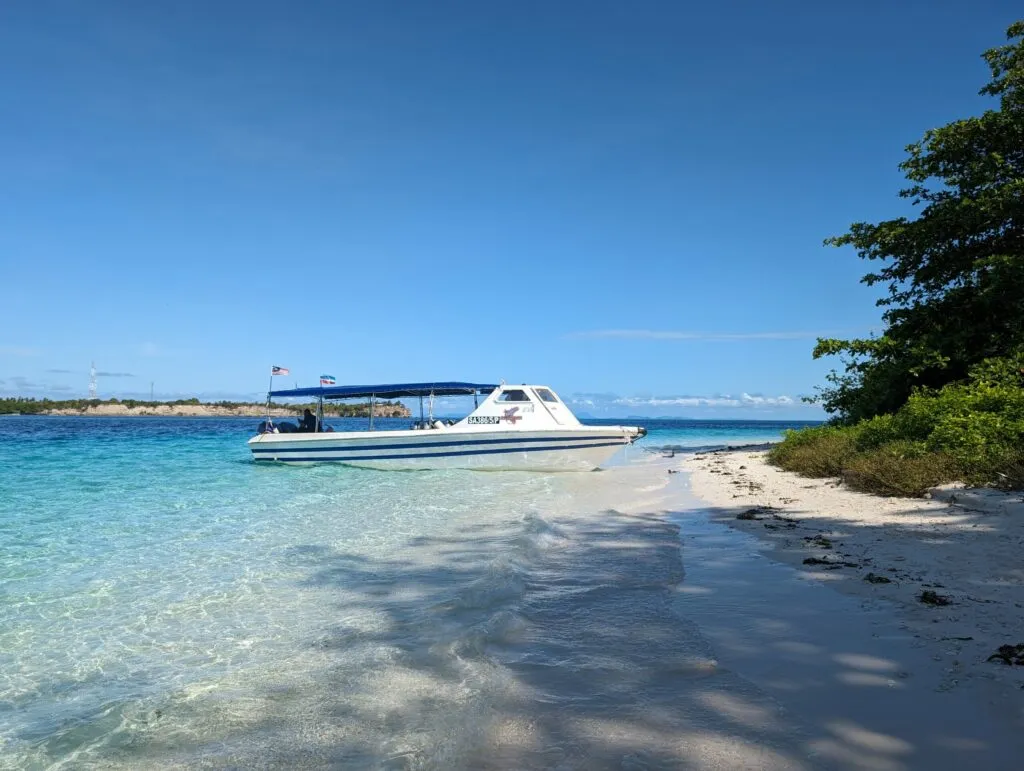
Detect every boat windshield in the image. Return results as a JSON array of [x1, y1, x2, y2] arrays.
[[533, 388, 559, 403], [497, 389, 531, 402]]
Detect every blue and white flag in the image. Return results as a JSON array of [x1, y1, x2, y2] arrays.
[[320, 374, 336, 386]]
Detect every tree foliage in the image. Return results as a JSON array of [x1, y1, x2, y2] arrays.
[[814, 21, 1024, 422]]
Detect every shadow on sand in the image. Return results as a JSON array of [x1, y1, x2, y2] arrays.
[[45, 503, 1024, 770]]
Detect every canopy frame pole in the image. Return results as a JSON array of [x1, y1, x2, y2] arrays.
[[428, 390, 435, 423], [368, 394, 375, 430], [419, 395, 424, 427], [473, 390, 478, 408], [316, 395, 324, 433]]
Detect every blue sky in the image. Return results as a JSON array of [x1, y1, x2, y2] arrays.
[[1, 1, 1018, 417]]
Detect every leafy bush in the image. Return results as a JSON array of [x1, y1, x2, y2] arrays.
[[888, 351, 1024, 481], [770, 351, 1024, 494], [842, 442, 959, 497], [768, 426, 859, 478], [852, 413, 904, 450]]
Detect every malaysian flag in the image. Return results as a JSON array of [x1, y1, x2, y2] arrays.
[[271, 365, 290, 376], [320, 374, 336, 386]]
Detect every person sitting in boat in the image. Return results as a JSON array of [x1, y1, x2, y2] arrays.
[[299, 408, 317, 433]]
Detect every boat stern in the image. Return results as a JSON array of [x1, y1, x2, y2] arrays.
[[625, 425, 647, 443]]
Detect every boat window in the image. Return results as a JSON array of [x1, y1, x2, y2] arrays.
[[533, 388, 559, 403], [497, 389, 531, 402]]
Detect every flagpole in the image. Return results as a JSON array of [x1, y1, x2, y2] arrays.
[[266, 367, 274, 425]]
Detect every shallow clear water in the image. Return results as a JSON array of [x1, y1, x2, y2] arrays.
[[0, 416, 815, 768]]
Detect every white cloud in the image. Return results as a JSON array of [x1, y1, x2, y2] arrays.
[[611, 393, 796, 408], [566, 391, 808, 413], [564, 329, 826, 341], [140, 342, 160, 357], [7, 376, 44, 390], [0, 345, 41, 356], [0, 376, 87, 398]]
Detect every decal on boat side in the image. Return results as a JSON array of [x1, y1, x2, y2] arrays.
[[468, 416, 500, 424], [501, 407, 523, 424]]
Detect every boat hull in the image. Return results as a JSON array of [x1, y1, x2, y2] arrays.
[[247, 428, 639, 471]]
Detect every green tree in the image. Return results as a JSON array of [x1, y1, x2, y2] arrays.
[[814, 21, 1024, 422]]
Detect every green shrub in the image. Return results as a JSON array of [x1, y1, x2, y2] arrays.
[[771, 351, 1024, 495], [842, 442, 960, 497], [898, 355, 1024, 476], [768, 426, 858, 478], [853, 413, 903, 450], [954, 447, 1024, 488]]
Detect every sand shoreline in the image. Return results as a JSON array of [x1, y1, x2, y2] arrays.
[[677, 449, 1024, 720], [589, 455, 1024, 768]]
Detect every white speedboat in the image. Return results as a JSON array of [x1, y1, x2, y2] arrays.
[[248, 382, 645, 471]]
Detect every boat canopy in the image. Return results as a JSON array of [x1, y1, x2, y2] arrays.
[[269, 381, 500, 400]]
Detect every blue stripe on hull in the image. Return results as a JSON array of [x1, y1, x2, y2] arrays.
[[250, 433, 627, 455], [251, 440, 627, 464]]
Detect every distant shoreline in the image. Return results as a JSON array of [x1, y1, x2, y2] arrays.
[[0, 400, 411, 419], [4, 412, 416, 418]]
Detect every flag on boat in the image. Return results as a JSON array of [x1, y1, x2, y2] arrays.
[[320, 374, 336, 386], [271, 365, 290, 376]]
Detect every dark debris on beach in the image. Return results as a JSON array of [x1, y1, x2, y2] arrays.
[[919, 590, 953, 606], [804, 534, 834, 549], [987, 644, 1024, 666], [803, 557, 859, 569]]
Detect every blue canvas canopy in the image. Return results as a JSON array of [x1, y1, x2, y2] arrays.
[[269, 381, 499, 400]]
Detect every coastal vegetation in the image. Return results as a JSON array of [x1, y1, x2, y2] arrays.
[[771, 21, 1024, 496], [0, 397, 205, 414], [0, 397, 410, 418], [310, 400, 409, 418]]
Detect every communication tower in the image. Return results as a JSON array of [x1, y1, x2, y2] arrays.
[[89, 362, 98, 399]]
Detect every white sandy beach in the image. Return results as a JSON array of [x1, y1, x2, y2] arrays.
[[671, 448, 1024, 768]]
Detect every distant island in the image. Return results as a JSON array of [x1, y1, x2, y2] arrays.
[[0, 397, 411, 418]]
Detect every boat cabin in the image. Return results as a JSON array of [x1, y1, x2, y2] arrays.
[[260, 381, 579, 434], [455, 384, 581, 430]]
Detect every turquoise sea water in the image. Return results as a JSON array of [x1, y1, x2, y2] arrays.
[[0, 416, 816, 768]]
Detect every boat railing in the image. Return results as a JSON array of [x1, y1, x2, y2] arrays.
[[410, 419, 455, 430]]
